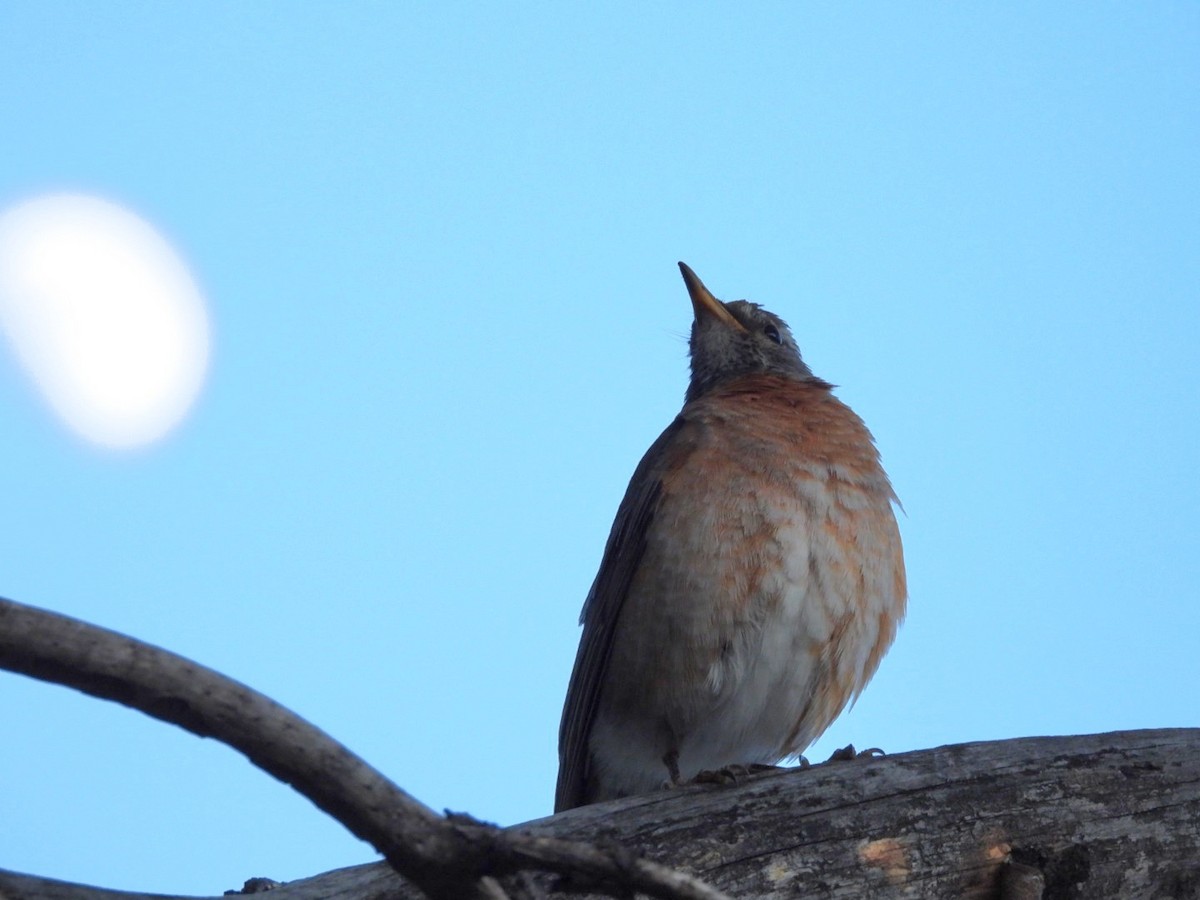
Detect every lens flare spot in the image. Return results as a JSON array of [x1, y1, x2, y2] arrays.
[[0, 194, 211, 448]]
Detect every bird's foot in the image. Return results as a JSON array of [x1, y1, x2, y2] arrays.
[[692, 762, 786, 786], [825, 743, 885, 763], [225, 878, 283, 894]]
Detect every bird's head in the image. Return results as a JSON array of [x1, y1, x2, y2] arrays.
[[679, 262, 814, 403]]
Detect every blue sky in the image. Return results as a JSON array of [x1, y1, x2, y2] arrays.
[[2, 3, 1198, 895]]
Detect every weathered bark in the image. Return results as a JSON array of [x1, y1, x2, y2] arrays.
[[4, 729, 1199, 899]]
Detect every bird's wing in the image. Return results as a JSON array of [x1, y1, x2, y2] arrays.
[[554, 415, 698, 812]]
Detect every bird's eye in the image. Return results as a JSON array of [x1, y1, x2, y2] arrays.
[[763, 323, 783, 345]]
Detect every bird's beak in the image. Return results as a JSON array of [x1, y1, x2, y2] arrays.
[[678, 262, 746, 332]]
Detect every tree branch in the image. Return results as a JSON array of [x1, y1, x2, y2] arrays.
[[4, 729, 1198, 898], [4, 597, 1197, 898], [0, 597, 728, 900]]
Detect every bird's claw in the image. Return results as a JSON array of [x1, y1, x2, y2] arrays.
[[825, 743, 886, 763], [692, 762, 786, 786], [692, 764, 747, 786]]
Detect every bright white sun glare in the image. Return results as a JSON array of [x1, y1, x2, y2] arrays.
[[0, 193, 210, 449]]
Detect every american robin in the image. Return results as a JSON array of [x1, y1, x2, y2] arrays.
[[555, 263, 906, 812]]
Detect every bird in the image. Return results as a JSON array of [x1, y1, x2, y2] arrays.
[[554, 262, 906, 812]]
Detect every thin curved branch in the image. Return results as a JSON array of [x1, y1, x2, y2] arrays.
[[0, 596, 729, 900]]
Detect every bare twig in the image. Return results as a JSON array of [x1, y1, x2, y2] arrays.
[[0, 597, 729, 900]]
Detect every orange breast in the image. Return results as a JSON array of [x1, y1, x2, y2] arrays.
[[597, 375, 905, 769]]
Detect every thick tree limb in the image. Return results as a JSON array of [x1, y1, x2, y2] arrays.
[[3, 597, 1198, 897], [0, 597, 728, 900], [4, 730, 1199, 898]]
